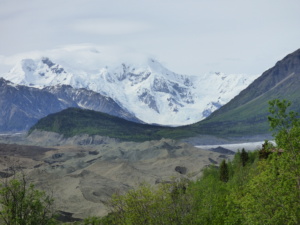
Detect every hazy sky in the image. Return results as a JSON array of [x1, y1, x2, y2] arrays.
[[0, 0, 299, 75]]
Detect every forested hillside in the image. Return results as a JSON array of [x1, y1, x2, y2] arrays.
[[83, 99, 300, 224], [29, 108, 196, 141]]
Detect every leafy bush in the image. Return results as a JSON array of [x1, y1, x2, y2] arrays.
[[0, 173, 57, 225]]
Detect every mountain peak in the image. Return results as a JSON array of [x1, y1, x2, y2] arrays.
[[4, 57, 70, 88]]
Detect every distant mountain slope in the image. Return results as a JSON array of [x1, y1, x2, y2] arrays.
[[1, 45, 257, 126], [192, 48, 300, 136], [0, 78, 139, 132], [44, 85, 141, 123], [0, 78, 73, 132]]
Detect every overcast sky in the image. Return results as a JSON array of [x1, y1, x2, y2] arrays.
[[0, 0, 299, 76]]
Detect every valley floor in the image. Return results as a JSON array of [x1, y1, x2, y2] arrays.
[[0, 131, 236, 220]]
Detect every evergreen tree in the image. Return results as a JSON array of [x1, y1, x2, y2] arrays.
[[240, 148, 249, 167], [219, 159, 229, 183]]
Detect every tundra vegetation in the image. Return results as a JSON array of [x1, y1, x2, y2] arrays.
[[1, 99, 300, 224]]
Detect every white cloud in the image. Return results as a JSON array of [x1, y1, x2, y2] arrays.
[[0, 0, 300, 75], [0, 44, 152, 74], [71, 19, 151, 35]]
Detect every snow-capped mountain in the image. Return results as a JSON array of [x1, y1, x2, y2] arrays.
[[1, 46, 258, 126], [0, 77, 140, 132]]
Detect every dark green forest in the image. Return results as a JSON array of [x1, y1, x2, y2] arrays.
[[28, 107, 197, 141]]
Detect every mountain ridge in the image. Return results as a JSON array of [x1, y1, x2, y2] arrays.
[[1, 46, 257, 127], [191, 48, 300, 136], [209, 48, 300, 116]]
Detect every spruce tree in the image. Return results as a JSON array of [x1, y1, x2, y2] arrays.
[[240, 148, 249, 167], [219, 159, 229, 182]]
